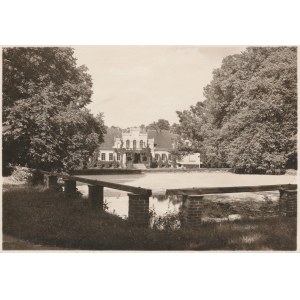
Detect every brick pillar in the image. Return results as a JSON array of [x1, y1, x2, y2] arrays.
[[128, 193, 150, 227], [45, 175, 58, 190], [181, 195, 203, 228], [88, 185, 104, 210], [64, 179, 77, 194], [279, 189, 297, 217]]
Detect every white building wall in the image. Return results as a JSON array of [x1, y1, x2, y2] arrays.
[[99, 150, 115, 161], [120, 127, 149, 150], [178, 153, 201, 167], [99, 127, 201, 168]]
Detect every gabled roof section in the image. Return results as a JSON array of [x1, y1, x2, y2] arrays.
[[147, 130, 178, 150], [100, 127, 122, 150]]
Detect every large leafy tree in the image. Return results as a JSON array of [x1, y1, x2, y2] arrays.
[[176, 47, 297, 172], [3, 47, 106, 172], [147, 119, 170, 131]]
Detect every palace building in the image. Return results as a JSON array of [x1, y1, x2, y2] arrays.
[[98, 127, 201, 169]]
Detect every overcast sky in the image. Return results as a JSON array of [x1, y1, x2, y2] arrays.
[[73, 46, 246, 128]]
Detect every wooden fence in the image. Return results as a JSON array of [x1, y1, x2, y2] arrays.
[[166, 184, 297, 228], [28, 168, 297, 229], [29, 168, 152, 227]]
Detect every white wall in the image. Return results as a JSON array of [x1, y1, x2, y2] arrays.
[[178, 153, 201, 167], [99, 150, 116, 161], [115, 127, 149, 150]]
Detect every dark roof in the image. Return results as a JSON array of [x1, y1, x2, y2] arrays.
[[147, 130, 178, 150], [100, 128, 122, 150], [99, 128, 178, 151]]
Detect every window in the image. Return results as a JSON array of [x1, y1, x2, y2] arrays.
[[142, 156, 147, 162], [168, 154, 171, 160], [126, 140, 130, 149], [117, 153, 121, 161], [101, 153, 106, 161], [140, 140, 144, 148], [155, 154, 159, 160], [133, 140, 136, 149], [162, 154, 166, 161], [109, 153, 113, 161]]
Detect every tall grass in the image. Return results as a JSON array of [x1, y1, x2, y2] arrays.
[[2, 184, 297, 250]]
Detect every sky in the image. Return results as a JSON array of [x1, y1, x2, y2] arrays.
[[73, 46, 246, 128]]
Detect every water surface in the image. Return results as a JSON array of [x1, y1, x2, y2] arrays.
[[76, 171, 297, 218]]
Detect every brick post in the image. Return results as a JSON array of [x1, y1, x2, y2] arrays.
[[45, 175, 58, 190], [64, 179, 77, 194], [279, 189, 297, 217], [128, 193, 150, 227], [181, 195, 203, 228], [88, 185, 104, 210]]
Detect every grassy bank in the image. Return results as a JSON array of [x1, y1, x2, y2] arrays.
[[2, 184, 297, 251]]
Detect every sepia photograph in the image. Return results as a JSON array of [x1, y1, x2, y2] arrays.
[[1, 45, 298, 251]]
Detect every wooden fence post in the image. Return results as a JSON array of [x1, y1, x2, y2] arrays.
[[128, 193, 150, 227], [88, 185, 104, 209], [45, 175, 58, 190], [64, 179, 77, 194]]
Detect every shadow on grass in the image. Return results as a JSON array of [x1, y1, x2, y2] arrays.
[[2, 184, 297, 251]]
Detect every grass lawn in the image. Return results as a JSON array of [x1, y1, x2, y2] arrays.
[[2, 184, 297, 251]]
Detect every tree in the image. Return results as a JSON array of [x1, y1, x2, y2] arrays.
[[2, 47, 106, 172], [147, 119, 170, 131], [176, 47, 297, 172]]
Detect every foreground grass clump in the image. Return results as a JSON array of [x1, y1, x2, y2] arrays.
[[2, 184, 297, 251]]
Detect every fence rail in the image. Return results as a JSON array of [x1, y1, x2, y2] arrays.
[[69, 175, 152, 196], [166, 183, 297, 228], [166, 184, 297, 196]]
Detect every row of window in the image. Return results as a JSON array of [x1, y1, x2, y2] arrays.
[[155, 153, 171, 160], [101, 153, 121, 161], [101, 152, 171, 161], [125, 140, 145, 149]]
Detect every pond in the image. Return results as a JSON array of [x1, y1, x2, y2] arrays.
[[76, 171, 297, 218]]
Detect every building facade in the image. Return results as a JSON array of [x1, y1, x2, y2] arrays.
[[98, 127, 201, 168]]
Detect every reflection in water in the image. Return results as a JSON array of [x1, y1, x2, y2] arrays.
[[153, 194, 182, 205], [77, 183, 282, 220], [105, 195, 181, 219]]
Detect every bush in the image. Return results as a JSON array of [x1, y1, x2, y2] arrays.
[[150, 159, 158, 168], [149, 208, 181, 231], [96, 161, 115, 169], [112, 160, 120, 169], [11, 166, 33, 183]]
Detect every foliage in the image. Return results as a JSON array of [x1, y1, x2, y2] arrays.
[[157, 154, 163, 168], [96, 161, 120, 169], [11, 165, 33, 183], [176, 47, 297, 172], [149, 207, 181, 230], [3, 184, 296, 250], [150, 158, 158, 168], [147, 119, 170, 131], [112, 159, 120, 168], [2, 47, 106, 172]]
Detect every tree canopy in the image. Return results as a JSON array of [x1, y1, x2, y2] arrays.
[[176, 47, 297, 172], [147, 119, 170, 131], [3, 47, 106, 172]]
